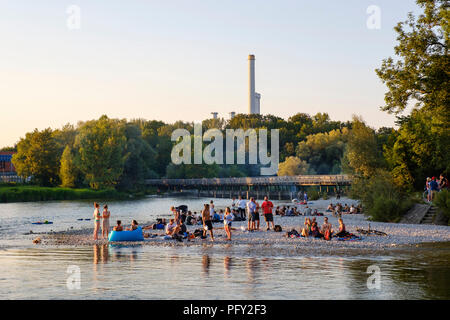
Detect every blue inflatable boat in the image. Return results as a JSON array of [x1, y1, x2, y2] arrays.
[[108, 227, 144, 242]]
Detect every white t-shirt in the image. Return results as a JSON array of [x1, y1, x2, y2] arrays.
[[224, 213, 234, 225], [238, 199, 247, 209], [247, 201, 257, 213]]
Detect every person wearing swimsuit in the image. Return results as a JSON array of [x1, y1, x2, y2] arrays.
[[93, 202, 101, 240], [223, 207, 234, 241], [102, 204, 111, 239]]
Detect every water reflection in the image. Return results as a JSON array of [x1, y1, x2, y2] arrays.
[[0, 244, 449, 299], [93, 244, 109, 264], [224, 256, 232, 278], [202, 255, 211, 276]]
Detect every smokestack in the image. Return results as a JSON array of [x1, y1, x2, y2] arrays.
[[248, 54, 255, 114]]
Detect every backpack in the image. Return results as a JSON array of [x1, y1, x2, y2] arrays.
[[324, 229, 331, 241], [274, 225, 282, 232]]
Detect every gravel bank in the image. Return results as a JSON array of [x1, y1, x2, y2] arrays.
[[39, 198, 450, 252]]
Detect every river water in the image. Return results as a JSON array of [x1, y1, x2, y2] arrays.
[[0, 196, 449, 299]]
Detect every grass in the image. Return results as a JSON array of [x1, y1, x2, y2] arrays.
[[0, 184, 129, 203]]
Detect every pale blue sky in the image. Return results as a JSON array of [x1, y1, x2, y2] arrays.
[[0, 0, 420, 147]]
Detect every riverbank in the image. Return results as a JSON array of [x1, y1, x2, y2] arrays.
[[37, 198, 450, 253], [0, 185, 131, 203]]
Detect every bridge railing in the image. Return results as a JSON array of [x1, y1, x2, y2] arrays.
[[145, 175, 352, 186]]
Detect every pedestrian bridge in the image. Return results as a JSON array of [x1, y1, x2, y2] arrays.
[[145, 175, 352, 187], [145, 175, 352, 200]]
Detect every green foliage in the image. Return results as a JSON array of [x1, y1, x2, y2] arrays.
[[296, 128, 349, 174], [75, 116, 127, 189], [342, 116, 385, 178], [350, 170, 413, 222], [59, 146, 78, 188], [0, 185, 127, 203], [12, 128, 61, 186], [375, 0, 449, 115], [277, 156, 309, 176], [308, 188, 321, 201], [376, 0, 450, 190], [434, 189, 450, 221]]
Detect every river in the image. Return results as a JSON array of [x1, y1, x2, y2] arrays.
[[0, 196, 449, 299]]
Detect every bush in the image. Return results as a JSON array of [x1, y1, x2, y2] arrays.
[[350, 169, 413, 222], [434, 189, 450, 221]]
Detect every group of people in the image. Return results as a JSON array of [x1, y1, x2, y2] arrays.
[[326, 203, 360, 215], [425, 174, 448, 202], [274, 205, 323, 217], [91, 194, 360, 243], [231, 196, 277, 231], [92, 202, 139, 240], [287, 216, 349, 240]]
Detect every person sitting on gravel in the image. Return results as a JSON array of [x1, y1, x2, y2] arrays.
[[113, 220, 123, 231], [301, 218, 312, 237], [326, 203, 334, 212], [349, 205, 357, 214], [343, 204, 350, 213], [304, 206, 312, 216], [165, 219, 177, 236], [186, 212, 196, 225], [310, 221, 323, 238], [321, 217, 333, 235], [334, 218, 350, 238]]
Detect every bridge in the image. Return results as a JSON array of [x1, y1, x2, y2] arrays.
[[145, 175, 352, 200]]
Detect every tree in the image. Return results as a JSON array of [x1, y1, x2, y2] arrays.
[[342, 116, 384, 178], [376, 0, 450, 188], [375, 0, 448, 115], [296, 128, 349, 174], [59, 145, 78, 188], [12, 128, 60, 186], [277, 156, 309, 176], [74, 116, 127, 189], [118, 123, 158, 189]]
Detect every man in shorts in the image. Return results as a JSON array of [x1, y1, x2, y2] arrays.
[[261, 196, 275, 231], [247, 197, 257, 231]]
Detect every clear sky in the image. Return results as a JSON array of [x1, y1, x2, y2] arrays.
[[0, 0, 420, 148]]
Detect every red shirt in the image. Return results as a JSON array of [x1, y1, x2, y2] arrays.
[[261, 201, 274, 214]]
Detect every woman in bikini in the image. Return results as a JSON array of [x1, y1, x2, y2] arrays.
[[223, 207, 234, 241], [102, 204, 111, 239], [93, 202, 101, 240]]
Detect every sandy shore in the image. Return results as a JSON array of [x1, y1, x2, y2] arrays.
[[37, 198, 450, 253]]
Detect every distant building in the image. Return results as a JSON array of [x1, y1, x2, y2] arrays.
[[0, 151, 16, 174], [211, 112, 218, 119], [229, 111, 236, 119]]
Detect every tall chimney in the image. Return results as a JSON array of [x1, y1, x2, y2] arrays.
[[248, 54, 255, 114]]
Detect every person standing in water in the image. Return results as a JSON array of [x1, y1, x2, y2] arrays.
[[202, 203, 214, 241], [93, 202, 101, 240], [102, 204, 111, 239], [224, 207, 234, 241]]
